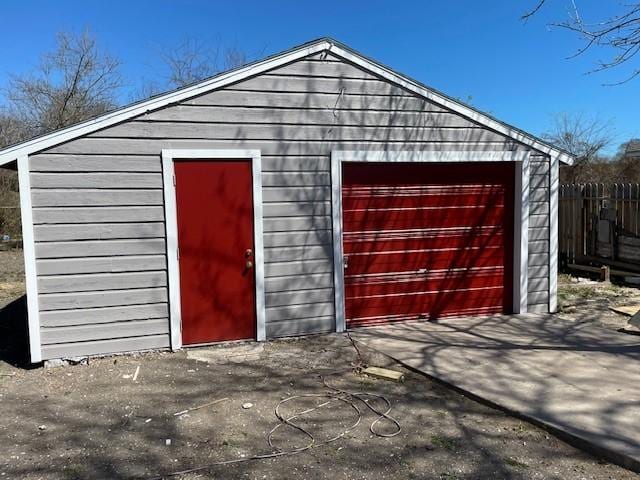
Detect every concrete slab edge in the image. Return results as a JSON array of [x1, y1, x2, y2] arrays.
[[354, 340, 640, 474]]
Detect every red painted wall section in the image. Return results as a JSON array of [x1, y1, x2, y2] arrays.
[[174, 160, 256, 344], [342, 162, 515, 326]]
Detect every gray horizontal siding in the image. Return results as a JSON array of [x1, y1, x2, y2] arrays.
[[264, 259, 332, 278], [229, 74, 429, 96], [264, 230, 331, 248], [30, 173, 163, 189], [38, 271, 167, 294], [36, 239, 166, 259], [264, 245, 332, 263], [183, 90, 445, 111], [265, 272, 333, 292], [263, 216, 331, 232], [269, 60, 385, 79], [30, 155, 161, 172], [528, 154, 550, 310], [31, 189, 163, 207], [40, 303, 168, 327], [41, 335, 169, 360], [141, 106, 464, 126], [263, 201, 331, 217], [266, 316, 335, 338], [41, 318, 169, 345], [94, 122, 506, 143], [32, 206, 165, 224], [39, 287, 168, 311], [262, 156, 330, 172], [31, 51, 550, 358], [37, 255, 166, 275], [265, 288, 334, 308], [34, 222, 165, 242], [46, 138, 521, 156]]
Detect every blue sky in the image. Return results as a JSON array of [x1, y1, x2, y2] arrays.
[[0, 0, 638, 153]]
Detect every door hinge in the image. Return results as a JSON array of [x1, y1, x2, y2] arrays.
[[173, 174, 176, 187], [177, 247, 180, 260]]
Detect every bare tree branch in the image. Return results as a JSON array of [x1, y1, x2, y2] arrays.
[[525, 1, 640, 83], [161, 37, 249, 89], [3, 30, 122, 140], [543, 113, 615, 182], [522, 0, 547, 21]]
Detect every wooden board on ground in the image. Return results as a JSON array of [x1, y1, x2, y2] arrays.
[[362, 366, 405, 382], [609, 305, 640, 317]]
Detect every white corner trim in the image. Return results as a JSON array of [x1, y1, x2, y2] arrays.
[[330, 153, 346, 332], [549, 155, 559, 313], [519, 155, 531, 314], [331, 150, 531, 326], [161, 149, 266, 349], [251, 155, 267, 341], [513, 162, 523, 312], [17, 156, 42, 363], [0, 39, 573, 166]]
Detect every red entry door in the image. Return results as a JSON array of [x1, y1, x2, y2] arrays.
[[174, 160, 256, 344], [342, 162, 514, 327]]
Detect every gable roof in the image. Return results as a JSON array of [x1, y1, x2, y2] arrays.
[[0, 37, 573, 165]]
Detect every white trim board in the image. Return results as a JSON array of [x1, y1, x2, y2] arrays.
[[161, 149, 266, 350], [549, 155, 560, 313], [519, 155, 531, 314], [330, 150, 531, 329], [0, 38, 572, 166], [18, 156, 42, 363]]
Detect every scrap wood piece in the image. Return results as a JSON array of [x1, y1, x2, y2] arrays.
[[609, 305, 640, 316], [362, 366, 405, 382], [173, 397, 229, 417]]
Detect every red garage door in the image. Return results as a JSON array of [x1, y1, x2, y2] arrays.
[[342, 162, 514, 327]]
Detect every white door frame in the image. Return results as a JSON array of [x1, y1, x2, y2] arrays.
[[330, 150, 531, 332], [161, 149, 266, 349]]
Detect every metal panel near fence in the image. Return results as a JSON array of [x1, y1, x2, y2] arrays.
[[559, 183, 640, 266]]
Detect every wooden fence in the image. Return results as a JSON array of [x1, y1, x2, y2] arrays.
[[560, 183, 640, 268]]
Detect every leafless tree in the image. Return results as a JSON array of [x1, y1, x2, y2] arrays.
[[4, 30, 122, 138], [523, 1, 640, 83], [0, 30, 121, 237], [161, 38, 249, 89], [0, 112, 21, 236], [0, 111, 30, 149], [542, 112, 614, 182]]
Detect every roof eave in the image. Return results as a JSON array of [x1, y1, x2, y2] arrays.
[[0, 37, 574, 166]]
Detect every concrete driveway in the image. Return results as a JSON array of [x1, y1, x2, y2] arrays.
[[350, 314, 640, 472]]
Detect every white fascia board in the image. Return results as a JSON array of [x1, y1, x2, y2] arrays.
[[0, 38, 572, 166]]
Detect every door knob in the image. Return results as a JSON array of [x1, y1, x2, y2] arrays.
[[245, 260, 254, 269], [245, 249, 253, 258]]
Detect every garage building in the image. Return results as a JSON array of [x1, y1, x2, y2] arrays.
[[0, 38, 572, 363]]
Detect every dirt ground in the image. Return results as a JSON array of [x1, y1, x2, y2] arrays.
[[1, 337, 637, 480], [557, 273, 640, 332], [0, 251, 638, 479], [0, 248, 24, 308]]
